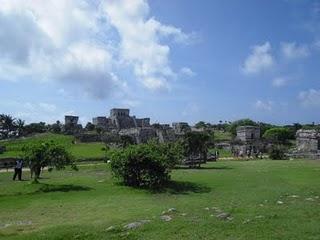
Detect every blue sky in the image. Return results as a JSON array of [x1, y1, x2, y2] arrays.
[[0, 0, 319, 125]]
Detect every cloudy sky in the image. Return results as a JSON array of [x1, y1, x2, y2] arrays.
[[0, 0, 319, 125]]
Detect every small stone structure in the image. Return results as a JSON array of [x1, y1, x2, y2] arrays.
[[296, 129, 320, 153], [232, 126, 262, 156], [65, 115, 79, 125], [236, 126, 260, 142], [63, 115, 82, 134]]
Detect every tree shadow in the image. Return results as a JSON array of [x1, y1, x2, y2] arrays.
[[35, 184, 92, 193], [0, 184, 92, 198], [152, 181, 211, 195], [175, 165, 233, 170]]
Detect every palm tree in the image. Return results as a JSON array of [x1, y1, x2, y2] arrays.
[[15, 119, 25, 137], [0, 114, 15, 138]]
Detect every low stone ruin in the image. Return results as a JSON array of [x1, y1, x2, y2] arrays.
[[290, 129, 320, 159], [232, 126, 264, 157]]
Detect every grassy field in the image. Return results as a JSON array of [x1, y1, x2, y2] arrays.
[[0, 133, 105, 160], [1, 160, 320, 239]]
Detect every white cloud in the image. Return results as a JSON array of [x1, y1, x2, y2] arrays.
[[102, 0, 192, 91], [272, 77, 288, 87], [314, 40, 320, 50], [298, 89, 320, 107], [254, 100, 273, 111], [242, 42, 274, 74], [0, 0, 191, 96], [180, 67, 196, 77], [281, 42, 310, 60]]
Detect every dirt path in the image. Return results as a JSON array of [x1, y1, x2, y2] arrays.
[[0, 163, 105, 173]]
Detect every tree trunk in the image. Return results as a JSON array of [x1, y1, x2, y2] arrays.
[[32, 165, 42, 183]]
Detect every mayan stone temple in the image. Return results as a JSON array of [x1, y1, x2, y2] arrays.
[[71, 108, 191, 144]]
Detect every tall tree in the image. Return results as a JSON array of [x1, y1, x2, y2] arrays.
[[0, 114, 16, 138]]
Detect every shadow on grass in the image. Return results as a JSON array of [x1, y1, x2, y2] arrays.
[[0, 184, 92, 198], [175, 165, 233, 170], [36, 184, 92, 193], [151, 181, 211, 195], [114, 180, 211, 195]]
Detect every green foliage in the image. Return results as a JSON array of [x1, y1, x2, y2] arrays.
[[48, 121, 62, 134], [23, 142, 77, 182], [263, 127, 293, 144], [227, 119, 258, 135], [24, 122, 47, 135], [107, 142, 182, 188], [268, 145, 287, 160], [85, 122, 95, 131], [182, 132, 210, 167]]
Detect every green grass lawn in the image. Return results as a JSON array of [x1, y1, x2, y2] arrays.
[[1, 160, 320, 239], [0, 133, 105, 161]]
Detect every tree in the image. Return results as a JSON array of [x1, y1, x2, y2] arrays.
[[107, 142, 181, 188], [24, 122, 47, 135], [263, 128, 292, 145], [49, 121, 62, 134], [195, 121, 207, 129], [15, 119, 25, 137], [269, 145, 287, 160], [0, 114, 16, 138], [23, 142, 77, 183], [85, 122, 95, 131], [182, 132, 210, 168]]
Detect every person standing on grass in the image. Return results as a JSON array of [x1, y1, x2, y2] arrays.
[[13, 159, 23, 181]]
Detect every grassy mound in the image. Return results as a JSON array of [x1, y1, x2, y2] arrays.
[[0, 133, 105, 161]]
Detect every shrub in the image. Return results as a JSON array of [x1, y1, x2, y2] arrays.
[[107, 141, 182, 188], [269, 145, 287, 160], [23, 142, 77, 182]]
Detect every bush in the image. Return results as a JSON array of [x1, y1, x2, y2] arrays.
[[269, 145, 287, 160], [107, 141, 182, 188], [23, 142, 77, 182]]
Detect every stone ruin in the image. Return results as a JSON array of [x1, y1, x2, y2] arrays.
[[291, 129, 320, 159], [89, 108, 190, 144], [296, 129, 320, 152], [63, 115, 82, 134], [64, 108, 196, 144], [232, 126, 264, 157], [92, 108, 150, 130]]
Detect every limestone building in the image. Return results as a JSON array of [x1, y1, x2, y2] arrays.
[[236, 126, 260, 142], [233, 126, 262, 154], [296, 129, 320, 153], [65, 115, 79, 125], [93, 108, 150, 130]]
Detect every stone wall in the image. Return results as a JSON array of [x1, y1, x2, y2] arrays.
[[296, 129, 320, 153], [65, 115, 79, 125], [236, 126, 260, 142], [119, 127, 157, 144]]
